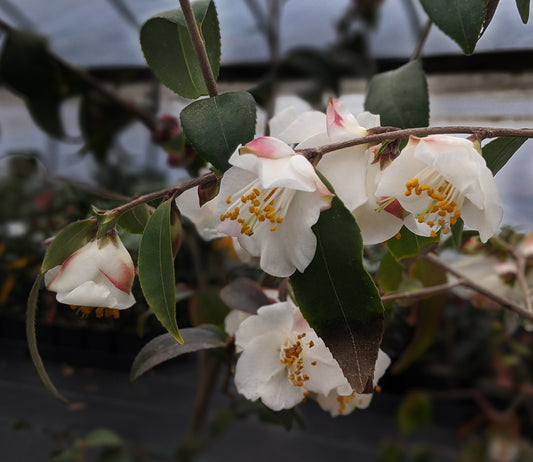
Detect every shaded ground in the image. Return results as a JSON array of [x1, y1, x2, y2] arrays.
[[0, 333, 470, 462]]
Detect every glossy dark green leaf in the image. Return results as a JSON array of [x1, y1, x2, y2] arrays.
[[138, 199, 182, 342], [0, 29, 84, 138], [181, 91, 256, 171], [140, 0, 220, 98], [481, 0, 501, 36], [79, 90, 133, 162], [364, 60, 429, 129], [516, 0, 531, 23], [130, 326, 226, 381], [391, 259, 447, 374], [420, 0, 486, 55], [26, 273, 69, 403], [387, 226, 439, 263], [291, 197, 384, 394], [41, 219, 97, 273], [482, 136, 528, 175], [117, 204, 151, 234]]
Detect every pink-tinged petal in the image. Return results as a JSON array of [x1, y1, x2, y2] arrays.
[[240, 136, 295, 159], [326, 98, 366, 140]]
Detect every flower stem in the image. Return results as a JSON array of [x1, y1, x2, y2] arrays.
[[423, 252, 533, 323], [381, 279, 464, 303], [178, 0, 218, 97]]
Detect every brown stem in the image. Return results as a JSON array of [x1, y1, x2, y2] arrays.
[[297, 125, 533, 163], [381, 279, 464, 303], [410, 19, 432, 61], [178, 0, 218, 97], [423, 252, 533, 323], [0, 17, 158, 131]]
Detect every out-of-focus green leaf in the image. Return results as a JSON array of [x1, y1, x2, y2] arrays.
[[84, 428, 124, 448], [482, 136, 527, 175], [138, 199, 182, 342], [391, 259, 447, 374], [516, 0, 530, 23], [377, 251, 404, 294], [130, 326, 226, 381], [291, 196, 384, 394], [41, 219, 97, 273], [189, 287, 231, 326], [420, 0, 486, 55], [0, 29, 85, 138], [181, 91, 256, 172], [140, 0, 220, 98], [117, 204, 151, 234], [387, 226, 439, 263], [397, 392, 433, 435], [79, 90, 133, 162], [365, 60, 428, 129], [26, 274, 69, 403]]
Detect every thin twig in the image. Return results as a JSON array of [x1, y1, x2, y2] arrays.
[[0, 17, 158, 131], [424, 253, 533, 323], [381, 279, 464, 303], [410, 19, 432, 61], [297, 125, 533, 163], [178, 0, 218, 97]]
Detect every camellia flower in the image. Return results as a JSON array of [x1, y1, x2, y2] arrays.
[[314, 348, 391, 416], [44, 232, 136, 318], [376, 135, 502, 242], [216, 136, 334, 277], [234, 301, 353, 411]]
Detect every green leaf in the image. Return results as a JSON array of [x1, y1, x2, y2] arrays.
[[391, 259, 447, 374], [181, 91, 257, 172], [117, 204, 151, 234], [397, 392, 433, 435], [291, 197, 384, 393], [420, 0, 486, 55], [220, 277, 273, 314], [387, 226, 439, 263], [130, 327, 226, 381], [79, 90, 133, 162], [364, 60, 429, 129], [84, 429, 124, 448], [482, 136, 528, 175], [450, 217, 465, 249], [516, 0, 531, 23], [189, 287, 231, 327], [26, 274, 69, 403], [41, 219, 97, 273], [0, 30, 85, 138], [377, 251, 404, 294], [138, 199, 182, 343], [140, 0, 220, 98]]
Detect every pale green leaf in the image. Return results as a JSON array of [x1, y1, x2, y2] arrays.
[[117, 204, 151, 234], [130, 326, 226, 381]]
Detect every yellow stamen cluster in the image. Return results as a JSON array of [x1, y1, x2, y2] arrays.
[[281, 333, 311, 388], [405, 178, 462, 237], [337, 394, 352, 415], [220, 187, 285, 236], [69, 305, 120, 319]]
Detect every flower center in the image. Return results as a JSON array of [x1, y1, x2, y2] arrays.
[[280, 332, 311, 388], [69, 305, 120, 319], [220, 179, 294, 236], [405, 168, 463, 237]]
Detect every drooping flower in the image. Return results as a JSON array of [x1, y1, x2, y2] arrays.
[[314, 348, 391, 416], [216, 136, 334, 277], [44, 232, 136, 318], [376, 135, 503, 242], [234, 301, 352, 411]]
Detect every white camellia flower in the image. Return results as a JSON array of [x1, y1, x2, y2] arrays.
[[234, 301, 352, 411], [216, 136, 334, 278], [376, 135, 503, 242], [314, 348, 391, 416], [44, 233, 136, 318]]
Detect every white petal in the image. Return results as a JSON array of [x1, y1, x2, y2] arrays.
[[273, 110, 326, 144], [176, 187, 222, 241]]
